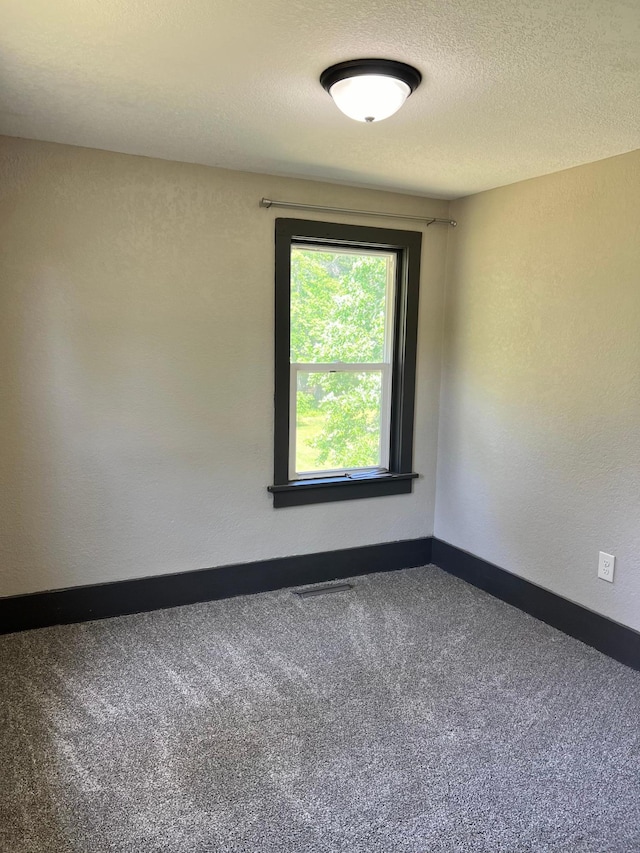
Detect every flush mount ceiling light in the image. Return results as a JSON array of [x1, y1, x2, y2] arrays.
[[320, 58, 422, 123]]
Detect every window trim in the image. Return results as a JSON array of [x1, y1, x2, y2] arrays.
[[268, 218, 422, 508]]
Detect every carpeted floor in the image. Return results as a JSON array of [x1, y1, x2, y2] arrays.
[[1, 565, 640, 852]]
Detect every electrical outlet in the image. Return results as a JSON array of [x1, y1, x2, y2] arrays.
[[598, 551, 615, 583]]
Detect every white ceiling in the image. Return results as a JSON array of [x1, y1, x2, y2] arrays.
[[1, 0, 638, 198]]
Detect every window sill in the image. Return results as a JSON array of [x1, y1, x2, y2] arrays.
[[268, 471, 418, 508]]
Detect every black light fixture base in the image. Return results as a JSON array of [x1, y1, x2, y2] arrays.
[[320, 59, 422, 94]]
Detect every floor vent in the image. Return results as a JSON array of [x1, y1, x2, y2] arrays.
[[294, 582, 354, 598]]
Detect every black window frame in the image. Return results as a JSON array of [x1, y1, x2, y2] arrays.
[[268, 218, 421, 508]]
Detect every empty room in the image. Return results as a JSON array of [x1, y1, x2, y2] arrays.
[[1, 0, 639, 850]]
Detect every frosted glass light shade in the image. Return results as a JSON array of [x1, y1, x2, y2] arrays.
[[328, 75, 411, 123], [320, 59, 421, 123]]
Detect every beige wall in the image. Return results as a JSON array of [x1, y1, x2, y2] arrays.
[[438, 149, 640, 632], [4, 133, 638, 633], [0, 136, 449, 597]]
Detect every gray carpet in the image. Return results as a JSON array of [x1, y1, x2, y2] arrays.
[[1, 566, 640, 852]]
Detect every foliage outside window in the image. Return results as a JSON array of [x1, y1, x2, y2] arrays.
[[291, 245, 394, 475]]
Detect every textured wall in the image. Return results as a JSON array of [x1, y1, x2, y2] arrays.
[[0, 136, 449, 597], [437, 149, 640, 632]]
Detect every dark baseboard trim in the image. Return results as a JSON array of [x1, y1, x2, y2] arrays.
[[431, 538, 640, 673], [5, 535, 637, 672], [0, 537, 432, 635]]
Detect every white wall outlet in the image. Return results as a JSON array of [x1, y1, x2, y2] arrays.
[[598, 551, 615, 583]]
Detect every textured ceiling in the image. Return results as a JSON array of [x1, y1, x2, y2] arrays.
[[1, 0, 639, 198]]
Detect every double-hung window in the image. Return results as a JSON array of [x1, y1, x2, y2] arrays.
[[269, 218, 421, 508]]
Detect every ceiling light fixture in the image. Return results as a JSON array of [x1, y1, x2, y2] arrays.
[[320, 58, 422, 123]]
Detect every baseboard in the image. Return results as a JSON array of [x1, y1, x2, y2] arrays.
[[0, 537, 433, 634], [431, 538, 640, 673], [5, 535, 637, 672]]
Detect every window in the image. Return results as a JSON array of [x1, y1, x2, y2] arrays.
[[268, 219, 421, 508]]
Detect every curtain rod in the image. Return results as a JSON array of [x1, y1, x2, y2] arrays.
[[259, 198, 456, 227]]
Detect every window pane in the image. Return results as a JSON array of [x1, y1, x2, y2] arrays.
[[290, 247, 394, 364], [295, 370, 383, 474]]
